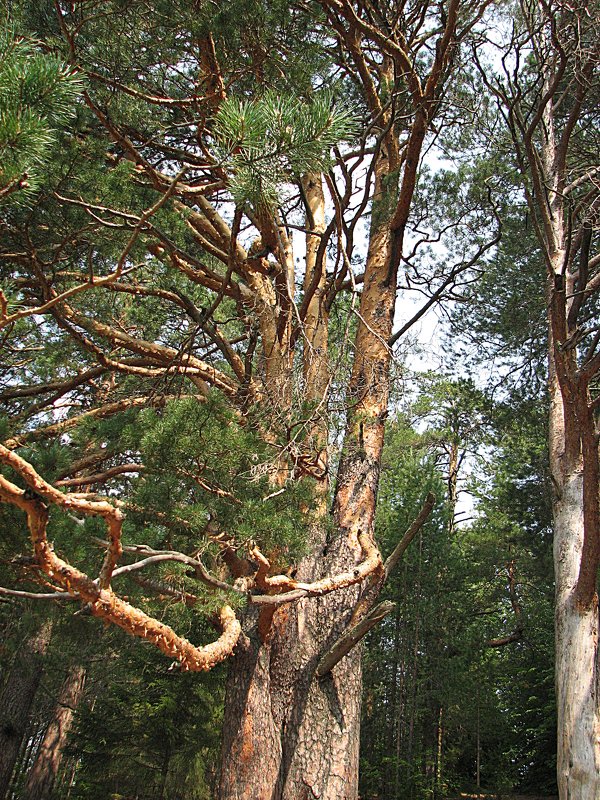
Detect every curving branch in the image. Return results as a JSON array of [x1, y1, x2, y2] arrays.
[[95, 539, 239, 594], [248, 530, 383, 601], [0, 467, 241, 672]]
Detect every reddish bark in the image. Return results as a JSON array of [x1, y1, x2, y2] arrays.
[[22, 664, 87, 800]]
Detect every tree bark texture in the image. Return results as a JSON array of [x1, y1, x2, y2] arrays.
[[544, 156, 600, 800], [0, 617, 53, 799], [21, 664, 86, 800], [219, 122, 402, 795], [551, 376, 600, 800], [509, 9, 600, 788], [220, 580, 362, 800]]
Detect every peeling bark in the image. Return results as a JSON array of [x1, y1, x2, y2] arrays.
[[553, 467, 600, 799]]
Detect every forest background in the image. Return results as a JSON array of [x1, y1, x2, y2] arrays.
[[0, 0, 597, 799]]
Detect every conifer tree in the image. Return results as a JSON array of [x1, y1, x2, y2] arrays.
[[0, 2, 499, 797], [471, 3, 600, 795]]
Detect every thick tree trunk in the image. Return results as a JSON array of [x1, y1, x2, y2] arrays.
[[536, 53, 600, 788], [220, 141, 397, 798], [0, 617, 53, 799], [21, 664, 86, 800], [220, 579, 362, 799], [217, 0, 458, 781]]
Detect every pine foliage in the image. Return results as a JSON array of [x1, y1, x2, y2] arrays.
[[0, 24, 83, 200], [213, 90, 358, 206]]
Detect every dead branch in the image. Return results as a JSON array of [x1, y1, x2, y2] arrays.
[[384, 492, 436, 579], [316, 600, 396, 676], [0, 587, 72, 601]]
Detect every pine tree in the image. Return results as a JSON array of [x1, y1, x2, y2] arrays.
[[0, 2, 507, 798]]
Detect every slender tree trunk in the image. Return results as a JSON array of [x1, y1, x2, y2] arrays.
[[384, 602, 401, 799], [156, 738, 171, 800], [406, 532, 423, 787], [476, 695, 480, 790], [0, 617, 53, 799], [447, 440, 459, 536], [435, 705, 443, 797], [550, 361, 600, 799], [510, 22, 600, 788], [21, 664, 86, 800]]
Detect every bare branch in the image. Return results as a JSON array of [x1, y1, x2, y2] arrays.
[[384, 492, 435, 580], [316, 600, 396, 676], [0, 587, 72, 601], [56, 464, 145, 488]]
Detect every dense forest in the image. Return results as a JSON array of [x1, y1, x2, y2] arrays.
[[0, 0, 598, 798]]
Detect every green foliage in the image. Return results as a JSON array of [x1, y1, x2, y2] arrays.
[[462, 397, 556, 794], [361, 388, 557, 798], [66, 640, 223, 800], [0, 23, 83, 199], [449, 190, 547, 391], [135, 394, 313, 559], [213, 91, 358, 207]]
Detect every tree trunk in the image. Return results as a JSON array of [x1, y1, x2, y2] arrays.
[[554, 546, 600, 800], [513, 18, 600, 788], [547, 290, 600, 797], [217, 0, 461, 787], [220, 580, 362, 799], [552, 394, 600, 798], [220, 138, 398, 800], [547, 235, 600, 799], [21, 664, 86, 800], [0, 617, 53, 799]]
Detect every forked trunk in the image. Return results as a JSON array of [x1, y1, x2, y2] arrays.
[[220, 147, 397, 798]]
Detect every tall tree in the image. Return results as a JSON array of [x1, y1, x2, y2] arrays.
[[0, 2, 492, 797], [21, 663, 86, 800], [0, 615, 53, 799], [475, 2, 600, 795]]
